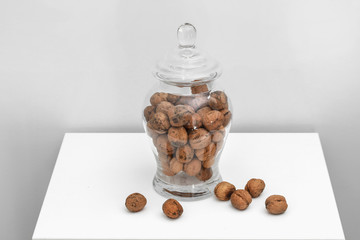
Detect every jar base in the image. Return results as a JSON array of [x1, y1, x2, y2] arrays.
[[153, 173, 222, 201]]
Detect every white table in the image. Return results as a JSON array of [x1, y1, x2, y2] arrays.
[[33, 133, 345, 240]]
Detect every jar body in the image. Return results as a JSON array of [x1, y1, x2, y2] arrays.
[[143, 81, 232, 201]]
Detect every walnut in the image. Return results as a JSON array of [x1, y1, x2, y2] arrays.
[[221, 108, 231, 127], [209, 91, 228, 110], [168, 105, 195, 127], [149, 112, 170, 133], [125, 193, 147, 212], [175, 144, 194, 163], [169, 158, 183, 174], [202, 157, 215, 168], [144, 105, 155, 122], [188, 128, 211, 150], [196, 167, 213, 181], [156, 135, 175, 156], [211, 126, 225, 142], [197, 106, 212, 119], [167, 93, 181, 104], [161, 160, 175, 176], [231, 189, 252, 210], [191, 84, 209, 94], [162, 199, 183, 219], [265, 195, 288, 215], [245, 178, 265, 198], [184, 158, 202, 176], [150, 92, 168, 106], [167, 127, 188, 147], [156, 101, 174, 116], [214, 181, 236, 201], [184, 113, 202, 130], [195, 142, 216, 161], [202, 110, 224, 131]]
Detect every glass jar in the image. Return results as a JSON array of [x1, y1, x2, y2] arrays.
[[142, 23, 232, 201]]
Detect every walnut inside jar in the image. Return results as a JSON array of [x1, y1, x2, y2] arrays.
[[150, 92, 168, 106], [220, 108, 232, 127], [195, 142, 216, 161], [184, 113, 202, 130], [167, 127, 188, 147], [188, 128, 211, 150], [144, 105, 155, 122], [149, 112, 170, 133], [156, 134, 175, 156], [202, 156, 215, 168], [184, 158, 202, 176], [156, 101, 174, 116], [202, 110, 224, 131], [209, 91, 228, 110], [196, 167, 213, 181], [169, 158, 183, 174], [197, 106, 212, 119], [168, 105, 195, 127], [176, 144, 194, 163], [211, 126, 225, 142]]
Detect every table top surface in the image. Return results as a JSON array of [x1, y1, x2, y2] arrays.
[[33, 133, 344, 240]]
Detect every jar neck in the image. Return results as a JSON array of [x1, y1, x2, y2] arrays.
[[158, 80, 214, 95]]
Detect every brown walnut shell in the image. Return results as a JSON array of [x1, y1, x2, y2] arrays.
[[245, 178, 266, 198], [221, 108, 232, 127], [196, 167, 213, 181], [195, 142, 216, 161], [149, 112, 170, 133], [169, 158, 183, 174], [265, 195, 288, 215], [156, 135, 175, 156], [214, 181, 236, 201], [167, 127, 188, 147], [202, 157, 215, 168], [188, 128, 211, 150], [184, 113, 202, 130], [231, 189, 252, 210], [162, 199, 183, 219], [161, 160, 175, 176], [202, 110, 224, 131], [125, 193, 147, 212], [184, 158, 202, 176], [156, 101, 174, 116], [144, 105, 155, 122], [209, 91, 228, 110], [197, 106, 212, 119], [175, 144, 194, 163], [168, 105, 195, 127], [211, 126, 225, 142], [150, 92, 168, 106]]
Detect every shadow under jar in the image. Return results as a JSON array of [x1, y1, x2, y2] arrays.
[[143, 23, 232, 201]]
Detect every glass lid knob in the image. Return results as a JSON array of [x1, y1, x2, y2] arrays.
[[177, 23, 196, 48]]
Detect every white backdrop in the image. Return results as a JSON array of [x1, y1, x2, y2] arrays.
[[1, 0, 359, 239]]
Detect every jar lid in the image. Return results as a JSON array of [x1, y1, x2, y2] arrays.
[[154, 23, 222, 87]]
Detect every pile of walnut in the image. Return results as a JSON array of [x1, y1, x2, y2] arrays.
[[214, 179, 288, 214], [144, 85, 232, 179]]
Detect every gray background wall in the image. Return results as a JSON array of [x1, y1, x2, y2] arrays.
[[1, 0, 359, 239]]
